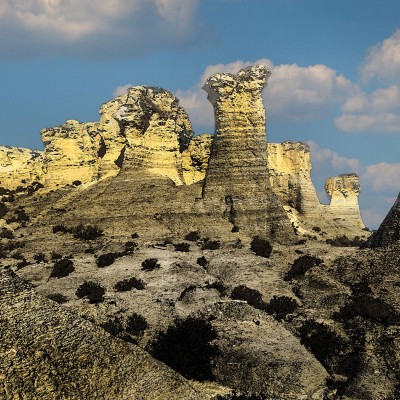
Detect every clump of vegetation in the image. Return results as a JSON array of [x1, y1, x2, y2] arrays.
[[124, 241, 137, 254], [6, 207, 29, 224], [141, 258, 160, 271], [250, 236, 272, 258], [50, 258, 74, 279], [205, 280, 228, 296], [16, 259, 30, 269], [97, 253, 118, 268], [216, 392, 268, 400], [76, 281, 105, 303], [50, 251, 62, 260], [184, 231, 201, 242], [150, 316, 219, 381], [284, 255, 323, 281], [231, 285, 266, 311], [71, 224, 103, 240], [126, 313, 149, 337], [52, 223, 103, 240], [33, 252, 47, 263], [131, 232, 139, 239], [326, 235, 366, 247], [231, 225, 240, 233], [197, 256, 208, 268], [312, 226, 322, 232], [265, 295, 299, 321], [114, 277, 145, 292], [0, 202, 8, 218], [335, 295, 400, 325], [46, 293, 68, 304], [0, 227, 14, 239], [201, 239, 221, 250], [174, 242, 190, 252], [101, 316, 123, 337], [72, 180, 82, 186]]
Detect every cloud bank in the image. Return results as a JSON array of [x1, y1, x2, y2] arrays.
[[0, 0, 206, 59]]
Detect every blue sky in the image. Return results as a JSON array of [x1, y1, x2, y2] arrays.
[[1, 0, 400, 228]]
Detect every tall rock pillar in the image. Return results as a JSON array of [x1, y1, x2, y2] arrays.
[[202, 65, 293, 241]]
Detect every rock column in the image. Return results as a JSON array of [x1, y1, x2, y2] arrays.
[[202, 65, 293, 240]]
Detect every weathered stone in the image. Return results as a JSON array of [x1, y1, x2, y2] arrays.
[[113, 86, 193, 185], [202, 65, 294, 241], [182, 134, 213, 185], [41, 120, 101, 187], [0, 146, 43, 190], [0, 268, 203, 399], [368, 193, 400, 247]]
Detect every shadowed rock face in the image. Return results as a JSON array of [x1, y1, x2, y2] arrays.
[[201, 65, 294, 241], [0, 268, 203, 400], [368, 193, 400, 247]]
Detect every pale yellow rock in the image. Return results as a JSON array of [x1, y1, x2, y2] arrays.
[[324, 174, 365, 229], [97, 95, 128, 179], [41, 120, 101, 188], [182, 134, 213, 184], [0, 146, 43, 190], [113, 86, 193, 185]]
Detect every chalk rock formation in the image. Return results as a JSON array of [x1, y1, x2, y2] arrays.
[[0, 146, 43, 190], [202, 65, 293, 240], [0, 268, 203, 399], [113, 86, 193, 185], [182, 134, 213, 184], [368, 193, 400, 247], [97, 95, 128, 179], [268, 141, 321, 214], [324, 174, 364, 229], [41, 120, 101, 187]]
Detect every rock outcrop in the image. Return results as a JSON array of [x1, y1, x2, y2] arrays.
[[368, 193, 400, 247], [182, 134, 213, 185], [112, 86, 193, 185], [201, 65, 294, 240], [0, 146, 43, 190], [41, 120, 101, 187], [0, 268, 203, 399]]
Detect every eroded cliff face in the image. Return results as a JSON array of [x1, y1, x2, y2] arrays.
[[201, 65, 294, 240], [41, 120, 101, 187], [0, 146, 43, 190], [113, 86, 193, 185]]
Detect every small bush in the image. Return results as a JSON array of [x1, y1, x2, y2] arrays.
[[16, 259, 30, 269], [250, 236, 272, 258], [50, 258, 74, 279], [97, 253, 117, 268], [141, 258, 160, 271], [150, 316, 218, 381], [312, 226, 321, 232], [72, 224, 103, 240], [174, 242, 190, 252], [284, 255, 323, 281], [131, 233, 139, 239], [76, 281, 105, 303], [216, 392, 268, 400], [197, 256, 208, 268], [326, 235, 366, 247], [265, 296, 299, 321], [206, 280, 228, 296], [184, 231, 201, 242], [72, 180, 82, 186], [201, 239, 220, 250], [0, 202, 8, 218], [0, 228, 14, 239], [231, 285, 266, 311], [115, 277, 145, 292], [126, 313, 148, 336], [33, 253, 47, 263], [101, 316, 123, 336], [231, 225, 240, 233], [53, 224, 69, 234], [46, 293, 68, 304], [50, 251, 62, 260], [124, 241, 137, 254]]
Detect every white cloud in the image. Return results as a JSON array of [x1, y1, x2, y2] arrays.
[[362, 162, 400, 191], [172, 59, 355, 130], [361, 29, 400, 83], [0, 0, 206, 58], [113, 84, 133, 97]]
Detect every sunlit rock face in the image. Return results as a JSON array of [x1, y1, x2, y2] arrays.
[[0, 146, 43, 190], [368, 193, 400, 247], [112, 86, 193, 185], [41, 120, 101, 188], [182, 134, 213, 185], [324, 174, 365, 229], [201, 65, 294, 241]]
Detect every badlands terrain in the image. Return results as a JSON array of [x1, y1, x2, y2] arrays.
[[0, 65, 399, 399]]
